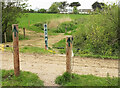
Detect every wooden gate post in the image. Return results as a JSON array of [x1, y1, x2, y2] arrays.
[[23, 28, 25, 38], [66, 36, 72, 73], [12, 24, 20, 76]]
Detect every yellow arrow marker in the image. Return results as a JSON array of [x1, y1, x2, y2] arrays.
[[48, 50, 56, 54]]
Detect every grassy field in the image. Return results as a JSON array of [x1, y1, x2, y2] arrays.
[[17, 13, 88, 31], [18, 13, 88, 27], [55, 72, 119, 86], [16, 13, 119, 59], [1, 69, 44, 86]]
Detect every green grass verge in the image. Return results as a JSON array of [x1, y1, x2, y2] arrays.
[[76, 54, 119, 60], [1, 69, 44, 86], [5, 46, 53, 54], [55, 72, 119, 86], [20, 46, 50, 54]]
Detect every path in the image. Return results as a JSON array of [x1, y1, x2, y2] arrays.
[[5, 29, 66, 49], [1, 52, 118, 86]]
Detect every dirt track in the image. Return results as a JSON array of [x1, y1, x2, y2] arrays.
[[1, 52, 118, 86]]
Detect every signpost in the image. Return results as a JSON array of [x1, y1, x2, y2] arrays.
[[44, 24, 48, 50], [12, 24, 20, 76], [66, 36, 73, 73]]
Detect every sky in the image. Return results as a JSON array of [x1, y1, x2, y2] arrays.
[[26, 0, 117, 10]]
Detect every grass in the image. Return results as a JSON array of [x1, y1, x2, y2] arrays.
[[19, 34, 29, 40], [52, 38, 66, 54], [20, 46, 50, 54], [18, 13, 88, 28], [17, 13, 89, 33], [5, 46, 55, 54], [55, 72, 119, 86], [1, 69, 44, 86], [77, 54, 119, 60], [18, 13, 70, 33]]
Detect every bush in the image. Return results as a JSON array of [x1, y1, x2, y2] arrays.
[[38, 9, 46, 13], [54, 21, 77, 33], [73, 6, 79, 14], [73, 4, 119, 57]]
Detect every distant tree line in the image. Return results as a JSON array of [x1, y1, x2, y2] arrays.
[[23, 1, 81, 14], [23, 1, 107, 14]]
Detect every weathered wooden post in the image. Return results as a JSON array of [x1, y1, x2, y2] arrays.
[[23, 28, 25, 38], [44, 24, 48, 50], [65, 25, 67, 33], [28, 20, 30, 27], [12, 24, 20, 76], [4, 32, 7, 43], [66, 36, 72, 73]]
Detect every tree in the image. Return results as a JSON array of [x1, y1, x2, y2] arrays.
[[23, 9, 30, 13], [59, 1, 68, 11], [38, 9, 46, 13], [29, 9, 34, 13], [92, 1, 106, 11], [73, 6, 79, 14], [2, 1, 28, 42], [69, 2, 81, 7], [49, 2, 60, 13]]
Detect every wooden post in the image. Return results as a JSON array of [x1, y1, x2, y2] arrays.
[[28, 20, 29, 27], [66, 36, 72, 73], [65, 25, 67, 33], [4, 32, 7, 43], [23, 28, 25, 38], [12, 24, 20, 76]]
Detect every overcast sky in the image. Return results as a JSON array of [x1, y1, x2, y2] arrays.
[[26, 0, 117, 10]]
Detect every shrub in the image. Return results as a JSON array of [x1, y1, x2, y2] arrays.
[[73, 4, 119, 57], [54, 21, 77, 33]]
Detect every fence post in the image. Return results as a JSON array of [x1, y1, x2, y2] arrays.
[[65, 26, 67, 33], [23, 28, 25, 38], [28, 20, 30, 27], [66, 36, 72, 73], [44, 24, 48, 50], [12, 24, 20, 76], [4, 32, 7, 43]]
